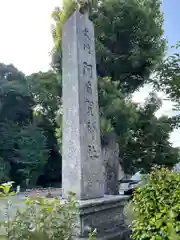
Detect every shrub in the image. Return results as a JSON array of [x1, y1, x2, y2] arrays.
[[0, 182, 94, 240], [130, 167, 180, 240], [123, 199, 136, 227], [1, 193, 78, 240], [0, 181, 16, 197], [0, 182, 79, 240]]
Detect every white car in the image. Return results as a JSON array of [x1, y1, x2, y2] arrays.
[[119, 171, 146, 195]]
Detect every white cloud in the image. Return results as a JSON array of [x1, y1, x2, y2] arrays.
[[133, 84, 180, 147], [132, 84, 153, 104], [0, 0, 61, 75]]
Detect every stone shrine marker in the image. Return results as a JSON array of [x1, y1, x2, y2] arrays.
[[62, 11, 130, 239], [62, 11, 104, 200]]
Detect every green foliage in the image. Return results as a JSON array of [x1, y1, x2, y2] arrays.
[[55, 127, 62, 152], [153, 42, 180, 127], [0, 63, 34, 123], [27, 71, 62, 123], [0, 64, 52, 186], [35, 116, 62, 186], [0, 181, 15, 197], [0, 121, 21, 180], [155, 42, 180, 104], [100, 86, 180, 174], [123, 199, 136, 227], [52, 0, 166, 93], [27, 71, 62, 185], [98, 77, 137, 137], [89, 229, 97, 240], [51, 0, 98, 65], [121, 93, 180, 173], [131, 167, 180, 240], [0, 186, 94, 240], [93, 0, 166, 93], [154, 42, 180, 129], [16, 124, 49, 186], [0, 192, 78, 240], [0, 157, 10, 182], [0, 121, 49, 186], [51, 1, 77, 70], [49, 0, 179, 175], [0, 0, 177, 185]]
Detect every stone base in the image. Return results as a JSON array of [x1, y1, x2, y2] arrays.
[[76, 195, 130, 239]]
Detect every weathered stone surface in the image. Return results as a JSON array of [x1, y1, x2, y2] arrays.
[[62, 11, 104, 200], [62, 11, 130, 240], [76, 195, 130, 239], [102, 133, 121, 195]]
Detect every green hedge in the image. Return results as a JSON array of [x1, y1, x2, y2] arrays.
[[0, 182, 78, 240], [128, 167, 180, 240], [0, 182, 97, 240]]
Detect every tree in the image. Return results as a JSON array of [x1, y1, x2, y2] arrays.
[[0, 63, 34, 123], [0, 121, 20, 165], [152, 42, 180, 130], [93, 0, 166, 93], [130, 167, 180, 240], [35, 115, 62, 187], [0, 0, 170, 184], [0, 156, 10, 182], [52, 0, 166, 93], [0, 120, 49, 186], [27, 71, 62, 124], [98, 76, 138, 140], [99, 80, 179, 173], [0, 64, 50, 185], [0, 63, 34, 183], [27, 71, 62, 186], [51, 0, 77, 70], [154, 42, 180, 106], [49, 0, 179, 175], [120, 93, 180, 173], [16, 124, 49, 187]]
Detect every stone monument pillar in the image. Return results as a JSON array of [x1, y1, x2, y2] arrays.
[[62, 10, 104, 200], [62, 11, 129, 239]]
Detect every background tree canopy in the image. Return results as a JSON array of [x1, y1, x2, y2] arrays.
[[154, 42, 180, 109], [52, 0, 166, 93], [0, 0, 179, 186], [0, 64, 61, 186]]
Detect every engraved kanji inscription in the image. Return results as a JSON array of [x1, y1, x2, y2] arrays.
[[83, 62, 92, 78], [85, 99, 94, 116], [84, 43, 91, 54], [85, 81, 92, 94], [83, 27, 90, 40], [87, 120, 96, 134], [88, 144, 99, 159]]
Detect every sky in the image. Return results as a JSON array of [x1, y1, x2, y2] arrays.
[[0, 0, 179, 146], [133, 0, 180, 147], [162, 0, 180, 48], [0, 0, 60, 74]]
